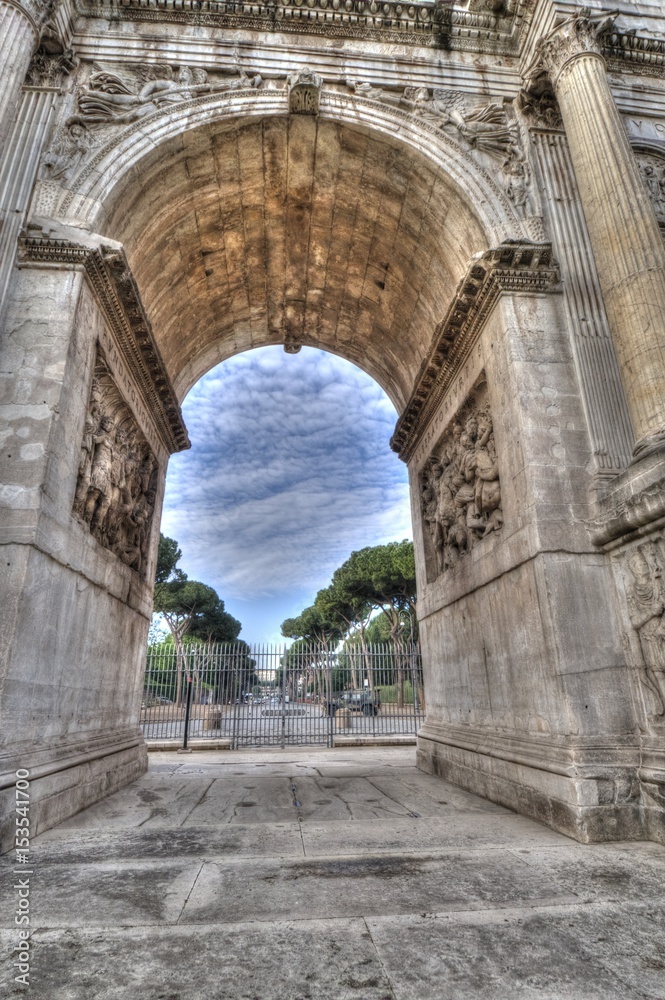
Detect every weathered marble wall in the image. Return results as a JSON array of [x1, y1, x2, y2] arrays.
[[0, 260, 172, 851], [413, 289, 646, 842]]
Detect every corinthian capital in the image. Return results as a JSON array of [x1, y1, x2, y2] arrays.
[[3, 0, 57, 32], [526, 8, 618, 89]]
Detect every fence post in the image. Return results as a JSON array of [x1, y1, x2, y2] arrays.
[[182, 660, 194, 750], [327, 645, 334, 749], [281, 644, 286, 750]]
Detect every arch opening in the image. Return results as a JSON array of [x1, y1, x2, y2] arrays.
[[161, 344, 412, 643]]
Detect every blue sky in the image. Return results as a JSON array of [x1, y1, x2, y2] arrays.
[[160, 346, 412, 644]]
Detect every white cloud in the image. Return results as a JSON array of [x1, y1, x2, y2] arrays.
[[161, 346, 412, 642]]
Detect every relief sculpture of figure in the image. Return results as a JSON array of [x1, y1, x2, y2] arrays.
[[73, 378, 103, 515], [84, 414, 115, 530], [474, 414, 503, 536], [420, 398, 503, 577], [640, 161, 665, 219], [77, 64, 261, 126], [626, 547, 665, 716], [406, 88, 517, 159], [40, 119, 97, 181], [73, 358, 157, 575], [346, 80, 402, 106]]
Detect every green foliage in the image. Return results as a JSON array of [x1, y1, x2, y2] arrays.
[[363, 609, 417, 645], [190, 601, 241, 645], [331, 540, 417, 642], [152, 532, 241, 648], [155, 534, 184, 584], [281, 604, 344, 644], [376, 680, 416, 705], [280, 541, 417, 645]]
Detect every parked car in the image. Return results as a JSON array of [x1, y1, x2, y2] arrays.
[[325, 690, 381, 716]]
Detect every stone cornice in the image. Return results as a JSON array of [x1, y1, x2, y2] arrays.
[[73, 0, 527, 53], [70, 0, 664, 71], [604, 28, 665, 77], [390, 241, 559, 462], [17, 231, 190, 455]]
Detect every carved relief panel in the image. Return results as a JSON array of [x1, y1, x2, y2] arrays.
[[73, 348, 158, 576], [419, 379, 502, 581], [636, 151, 665, 228], [618, 535, 665, 724]]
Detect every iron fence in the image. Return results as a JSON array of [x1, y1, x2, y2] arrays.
[[140, 641, 424, 748]]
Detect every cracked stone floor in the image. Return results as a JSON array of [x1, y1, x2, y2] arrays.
[[2, 747, 665, 999]]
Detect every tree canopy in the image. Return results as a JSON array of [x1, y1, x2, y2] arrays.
[[153, 533, 241, 647], [281, 540, 417, 645]]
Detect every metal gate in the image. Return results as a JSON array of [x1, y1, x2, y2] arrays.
[[140, 641, 424, 748]]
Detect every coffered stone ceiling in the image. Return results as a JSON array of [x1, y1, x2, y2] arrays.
[[104, 114, 487, 408]]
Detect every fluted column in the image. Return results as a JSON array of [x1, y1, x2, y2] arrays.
[[0, 0, 51, 149], [535, 12, 665, 461]]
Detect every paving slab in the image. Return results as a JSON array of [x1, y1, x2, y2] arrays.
[[179, 850, 577, 924], [0, 918, 394, 1000], [508, 841, 665, 903], [184, 775, 303, 825], [39, 775, 214, 830], [26, 822, 304, 864], [365, 902, 665, 1000], [292, 774, 417, 822], [0, 859, 203, 929], [301, 814, 570, 856]]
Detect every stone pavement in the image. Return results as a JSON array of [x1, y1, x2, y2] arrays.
[[2, 747, 665, 999]]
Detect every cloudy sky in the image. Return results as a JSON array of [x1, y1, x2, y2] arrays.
[[160, 346, 413, 644]]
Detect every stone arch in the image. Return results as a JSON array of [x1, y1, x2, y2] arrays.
[[35, 89, 528, 407]]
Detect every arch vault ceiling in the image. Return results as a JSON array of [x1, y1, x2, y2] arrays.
[[105, 115, 488, 408]]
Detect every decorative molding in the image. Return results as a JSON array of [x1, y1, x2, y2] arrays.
[[72, 0, 528, 54], [419, 719, 643, 774], [390, 241, 559, 462], [17, 230, 189, 454], [604, 29, 665, 76]]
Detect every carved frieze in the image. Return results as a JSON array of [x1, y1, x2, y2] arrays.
[[420, 380, 502, 578], [73, 62, 262, 129], [74, 349, 158, 575], [623, 538, 665, 720]]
